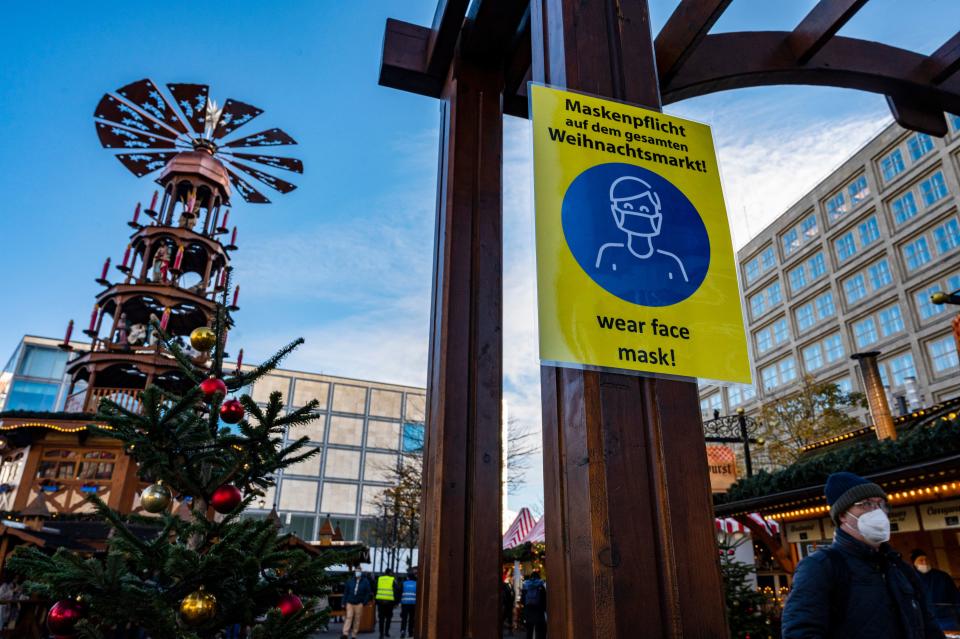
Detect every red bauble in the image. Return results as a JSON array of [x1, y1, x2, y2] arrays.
[[219, 399, 245, 424], [210, 484, 242, 513], [277, 593, 303, 617], [47, 599, 83, 634], [199, 377, 227, 401]]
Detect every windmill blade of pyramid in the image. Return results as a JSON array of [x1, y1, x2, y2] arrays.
[[213, 99, 265, 140], [96, 121, 180, 151], [224, 166, 271, 204], [114, 152, 179, 178], [115, 78, 190, 136], [166, 83, 210, 135], [222, 128, 297, 149], [94, 94, 174, 137], [222, 158, 298, 194], [224, 152, 304, 174]]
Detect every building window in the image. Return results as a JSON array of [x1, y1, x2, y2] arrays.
[[727, 384, 756, 407], [744, 258, 760, 285], [755, 327, 773, 353], [773, 318, 790, 344], [835, 233, 857, 262], [920, 171, 949, 207], [782, 228, 800, 256], [927, 336, 960, 374], [882, 352, 916, 388], [761, 247, 776, 271], [815, 291, 836, 320], [795, 304, 815, 331], [902, 237, 932, 271], [847, 175, 870, 207], [826, 193, 847, 222], [891, 192, 918, 226], [878, 305, 904, 337], [951, 113, 960, 132], [852, 317, 878, 349], [833, 377, 854, 394], [844, 274, 868, 304], [858, 216, 880, 247], [907, 133, 935, 161], [402, 422, 425, 452], [6, 379, 60, 412], [17, 345, 68, 380], [802, 343, 824, 371], [761, 356, 798, 391], [867, 260, 893, 290], [824, 334, 844, 363], [809, 252, 826, 279], [788, 265, 806, 293], [916, 284, 947, 320], [700, 393, 722, 418], [933, 219, 960, 254], [880, 149, 905, 181], [750, 295, 765, 319]]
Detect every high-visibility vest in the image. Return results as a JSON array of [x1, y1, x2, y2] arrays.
[[376, 575, 396, 601], [401, 579, 417, 604]]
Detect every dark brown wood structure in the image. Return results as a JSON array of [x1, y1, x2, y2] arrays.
[[379, 1, 960, 637]]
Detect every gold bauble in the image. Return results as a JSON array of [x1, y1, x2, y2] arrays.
[[190, 326, 217, 352], [141, 482, 172, 514], [180, 587, 217, 626]]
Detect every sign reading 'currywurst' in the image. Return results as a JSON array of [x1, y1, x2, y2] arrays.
[[920, 499, 960, 531]]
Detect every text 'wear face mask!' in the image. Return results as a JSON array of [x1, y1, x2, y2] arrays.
[[848, 509, 891, 544]]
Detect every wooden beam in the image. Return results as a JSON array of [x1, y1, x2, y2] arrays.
[[426, 0, 471, 78], [532, 1, 729, 636], [655, 0, 734, 84], [787, 0, 870, 64], [463, 0, 530, 65], [663, 32, 960, 121], [379, 19, 443, 98], [886, 95, 948, 137], [918, 31, 960, 85], [416, 58, 504, 639]]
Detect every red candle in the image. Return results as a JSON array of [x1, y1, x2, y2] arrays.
[[100, 257, 111, 280], [132, 203, 141, 225], [220, 209, 230, 229], [159, 307, 170, 331], [211, 209, 220, 234], [230, 226, 237, 246], [64, 319, 74, 346], [88, 304, 99, 332], [219, 269, 227, 289], [187, 192, 196, 213], [149, 190, 158, 211], [121, 244, 131, 269], [173, 245, 184, 271], [235, 348, 244, 372], [232, 285, 240, 307]]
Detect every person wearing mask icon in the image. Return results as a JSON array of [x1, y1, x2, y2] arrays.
[[341, 567, 373, 639], [912, 549, 960, 631], [782, 472, 943, 638], [595, 176, 688, 283]]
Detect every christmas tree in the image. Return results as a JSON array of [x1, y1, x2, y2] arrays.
[[718, 533, 773, 639], [7, 277, 345, 638]]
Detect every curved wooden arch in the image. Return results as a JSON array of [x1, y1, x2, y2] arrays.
[[662, 32, 960, 133]]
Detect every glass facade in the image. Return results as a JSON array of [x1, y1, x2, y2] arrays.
[[1, 340, 72, 413]]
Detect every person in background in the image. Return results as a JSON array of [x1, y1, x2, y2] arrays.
[[912, 549, 960, 631], [399, 568, 417, 638], [342, 567, 373, 639], [376, 568, 401, 638], [782, 471, 943, 638], [521, 571, 547, 639], [502, 579, 516, 636]]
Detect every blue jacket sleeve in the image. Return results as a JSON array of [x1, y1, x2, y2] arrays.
[[782, 554, 832, 639]]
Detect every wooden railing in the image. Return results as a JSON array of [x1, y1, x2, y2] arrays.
[[68, 387, 144, 415]]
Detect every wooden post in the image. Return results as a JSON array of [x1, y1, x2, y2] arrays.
[[416, 56, 504, 639], [532, 1, 728, 636]]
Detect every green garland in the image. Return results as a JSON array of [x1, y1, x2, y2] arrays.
[[718, 415, 960, 504]]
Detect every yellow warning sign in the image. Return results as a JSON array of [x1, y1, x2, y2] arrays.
[[530, 84, 750, 383]]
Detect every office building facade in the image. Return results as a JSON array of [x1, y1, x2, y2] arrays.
[[700, 115, 960, 420], [235, 368, 425, 544]]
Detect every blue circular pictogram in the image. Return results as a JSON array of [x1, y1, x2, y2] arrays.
[[561, 162, 710, 306]]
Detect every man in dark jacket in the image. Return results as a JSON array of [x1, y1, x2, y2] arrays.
[[521, 571, 546, 639], [912, 549, 960, 631], [342, 569, 373, 639], [782, 472, 943, 639]]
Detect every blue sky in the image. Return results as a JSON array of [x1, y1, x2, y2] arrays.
[[2, 1, 958, 513]]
